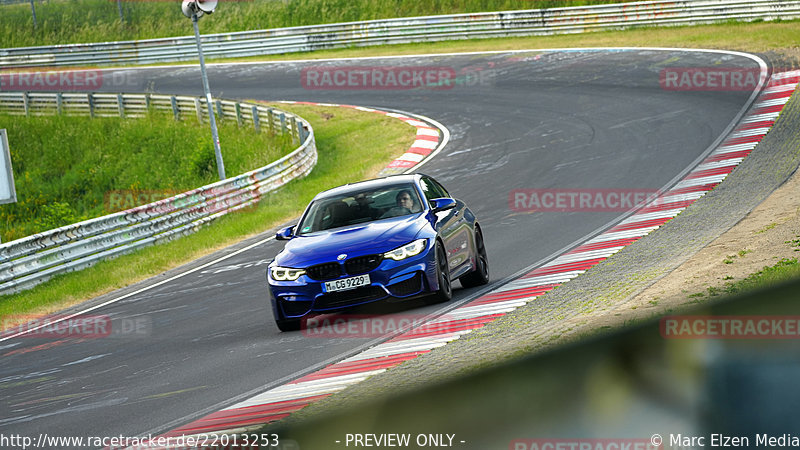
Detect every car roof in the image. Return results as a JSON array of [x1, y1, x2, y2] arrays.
[[313, 174, 422, 200]]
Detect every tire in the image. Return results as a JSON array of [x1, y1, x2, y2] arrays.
[[459, 228, 489, 288], [425, 241, 452, 304]]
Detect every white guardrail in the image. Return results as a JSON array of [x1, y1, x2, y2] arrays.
[[1, 0, 800, 68], [0, 92, 317, 294]]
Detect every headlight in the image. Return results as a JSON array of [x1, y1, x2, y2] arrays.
[[384, 239, 427, 261], [270, 266, 307, 281]]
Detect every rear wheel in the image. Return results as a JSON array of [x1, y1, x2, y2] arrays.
[[425, 241, 452, 304], [460, 227, 489, 288]]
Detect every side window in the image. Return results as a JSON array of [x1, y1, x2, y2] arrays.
[[430, 178, 450, 198], [419, 178, 439, 206], [420, 177, 450, 208]]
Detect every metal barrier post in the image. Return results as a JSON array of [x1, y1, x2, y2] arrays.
[[292, 117, 301, 145], [171, 95, 179, 120], [117, 93, 125, 118], [267, 109, 275, 135], [195, 98, 203, 122], [252, 106, 261, 133], [87, 93, 95, 118], [235, 103, 243, 127]]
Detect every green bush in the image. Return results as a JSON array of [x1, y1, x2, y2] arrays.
[[32, 201, 84, 231]]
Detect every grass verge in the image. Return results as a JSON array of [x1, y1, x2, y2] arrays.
[[0, 104, 416, 322]]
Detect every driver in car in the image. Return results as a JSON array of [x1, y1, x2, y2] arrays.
[[381, 189, 420, 218]]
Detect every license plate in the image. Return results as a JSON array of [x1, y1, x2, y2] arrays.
[[323, 274, 371, 292]]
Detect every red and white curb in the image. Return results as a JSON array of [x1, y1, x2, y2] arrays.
[[157, 71, 799, 443]]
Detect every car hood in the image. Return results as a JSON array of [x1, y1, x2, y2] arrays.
[[276, 215, 427, 268]]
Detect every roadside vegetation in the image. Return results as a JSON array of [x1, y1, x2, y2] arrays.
[[0, 104, 415, 321], [3, 0, 631, 48], [726, 257, 800, 295], [0, 112, 294, 242], [691, 257, 800, 300]]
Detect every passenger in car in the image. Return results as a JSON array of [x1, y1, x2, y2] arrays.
[[351, 193, 380, 220]]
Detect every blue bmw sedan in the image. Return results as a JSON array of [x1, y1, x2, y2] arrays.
[[267, 174, 489, 331]]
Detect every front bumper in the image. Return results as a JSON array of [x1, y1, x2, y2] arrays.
[[268, 245, 438, 319]]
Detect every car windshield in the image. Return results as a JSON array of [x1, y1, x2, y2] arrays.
[[296, 183, 424, 234]]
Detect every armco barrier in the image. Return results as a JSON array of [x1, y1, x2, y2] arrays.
[[1, 0, 799, 68], [0, 92, 308, 144], [0, 95, 316, 294]]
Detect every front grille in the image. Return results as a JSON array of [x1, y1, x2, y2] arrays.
[[388, 273, 424, 297], [306, 254, 382, 280], [280, 299, 312, 317], [306, 262, 342, 281], [345, 254, 382, 275], [315, 286, 386, 310]]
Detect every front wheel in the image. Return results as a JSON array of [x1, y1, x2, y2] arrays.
[[459, 228, 489, 288], [425, 241, 452, 304]]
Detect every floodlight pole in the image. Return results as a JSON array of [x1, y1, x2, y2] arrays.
[[192, 11, 226, 181]]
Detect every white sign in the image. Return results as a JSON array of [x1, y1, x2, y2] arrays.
[[0, 129, 17, 205]]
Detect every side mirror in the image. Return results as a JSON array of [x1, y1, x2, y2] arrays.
[[276, 226, 295, 241], [431, 198, 457, 213]]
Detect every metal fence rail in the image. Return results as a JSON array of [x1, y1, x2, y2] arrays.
[[0, 93, 317, 294], [0, 92, 308, 142], [1, 0, 799, 68]]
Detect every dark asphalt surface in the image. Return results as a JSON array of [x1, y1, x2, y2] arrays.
[[0, 49, 762, 445]]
